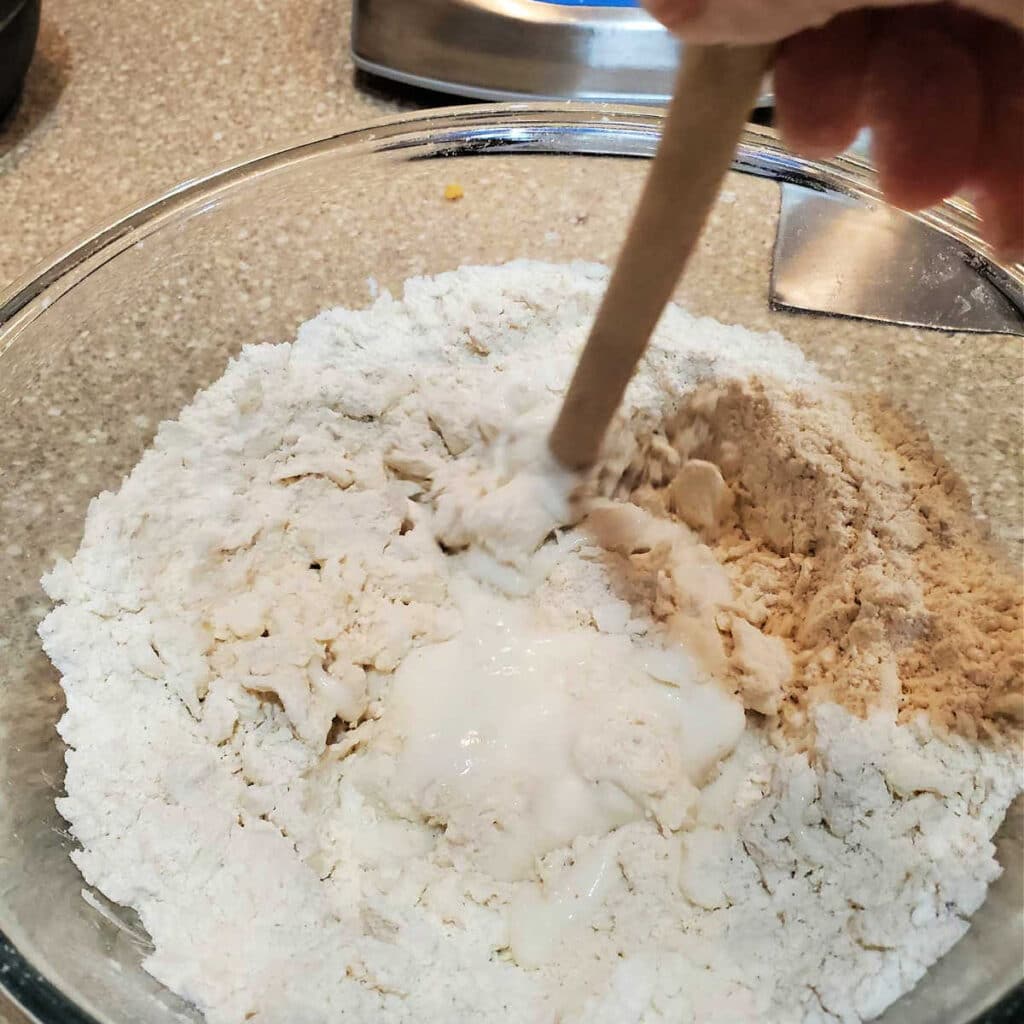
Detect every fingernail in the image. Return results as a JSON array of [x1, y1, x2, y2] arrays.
[[995, 239, 1024, 265], [973, 194, 1024, 264], [986, 222, 1023, 265], [644, 0, 706, 33]]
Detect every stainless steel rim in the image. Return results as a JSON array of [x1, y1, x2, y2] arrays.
[[1, 102, 1021, 1024]]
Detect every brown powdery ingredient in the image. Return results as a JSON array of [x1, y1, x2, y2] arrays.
[[598, 378, 1023, 747]]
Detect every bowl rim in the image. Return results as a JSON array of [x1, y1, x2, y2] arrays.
[[2, 101, 1022, 343], [0, 101, 1021, 1024]]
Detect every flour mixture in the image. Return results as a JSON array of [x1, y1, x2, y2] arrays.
[[40, 262, 1022, 1024]]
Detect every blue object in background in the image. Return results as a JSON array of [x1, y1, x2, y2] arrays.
[[534, 1, 642, 8]]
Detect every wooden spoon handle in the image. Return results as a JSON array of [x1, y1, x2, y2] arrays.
[[549, 43, 774, 470]]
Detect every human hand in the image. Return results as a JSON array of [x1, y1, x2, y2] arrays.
[[644, 1, 1024, 259]]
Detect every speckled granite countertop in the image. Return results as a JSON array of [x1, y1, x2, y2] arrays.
[[1, 0, 408, 292]]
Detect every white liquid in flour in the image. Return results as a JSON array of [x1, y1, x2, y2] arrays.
[[385, 584, 745, 881]]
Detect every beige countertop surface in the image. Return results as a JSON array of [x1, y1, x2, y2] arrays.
[[1, 0, 408, 293], [1, 4, 1021, 1024]]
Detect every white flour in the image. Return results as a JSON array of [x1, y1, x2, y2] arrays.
[[40, 262, 1021, 1024]]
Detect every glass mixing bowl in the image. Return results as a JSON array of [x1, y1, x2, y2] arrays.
[[0, 106, 1021, 1024]]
